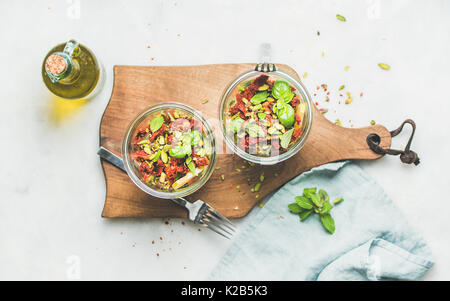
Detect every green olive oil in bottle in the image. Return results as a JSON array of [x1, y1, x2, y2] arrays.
[[42, 39, 102, 100]]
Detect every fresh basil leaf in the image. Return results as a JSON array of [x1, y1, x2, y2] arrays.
[[169, 145, 187, 158], [183, 144, 192, 156], [318, 189, 329, 202], [320, 213, 335, 234], [320, 201, 333, 214], [150, 115, 165, 133], [288, 203, 303, 213], [280, 128, 294, 149], [295, 196, 313, 209], [231, 117, 244, 133], [250, 91, 269, 105], [276, 102, 295, 128], [272, 80, 294, 102], [299, 210, 313, 221]]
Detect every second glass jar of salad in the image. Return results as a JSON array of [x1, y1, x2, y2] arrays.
[[219, 64, 313, 165]]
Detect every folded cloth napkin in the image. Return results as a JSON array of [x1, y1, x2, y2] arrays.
[[209, 162, 434, 281]]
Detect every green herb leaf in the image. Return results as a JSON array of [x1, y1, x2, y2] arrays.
[[333, 197, 344, 205], [280, 128, 294, 149], [250, 91, 269, 105], [320, 214, 335, 234], [231, 117, 244, 133], [295, 196, 314, 209], [169, 145, 187, 158], [309, 193, 323, 208], [150, 115, 165, 133], [318, 189, 329, 202], [303, 187, 317, 194], [336, 14, 346, 22], [288, 203, 303, 213], [276, 102, 295, 128], [300, 210, 313, 221], [320, 201, 333, 214], [272, 80, 294, 102]]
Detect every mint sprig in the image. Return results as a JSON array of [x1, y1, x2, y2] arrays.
[[288, 187, 343, 234]]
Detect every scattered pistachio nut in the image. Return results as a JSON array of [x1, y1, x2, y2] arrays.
[[336, 14, 346, 22], [378, 63, 391, 70]]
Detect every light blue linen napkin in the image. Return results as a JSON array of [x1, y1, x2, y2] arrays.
[[209, 162, 433, 281]]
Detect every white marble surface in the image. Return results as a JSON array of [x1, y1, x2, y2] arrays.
[[1, 0, 449, 280]]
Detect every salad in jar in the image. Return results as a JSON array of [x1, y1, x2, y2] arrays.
[[130, 108, 214, 192], [225, 74, 307, 157]]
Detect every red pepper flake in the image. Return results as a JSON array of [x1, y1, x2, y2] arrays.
[[156, 253, 160, 257], [360, 92, 364, 97], [151, 57, 155, 61], [160, 237, 163, 241], [327, 92, 330, 95], [313, 93, 317, 96], [315, 102, 319, 106], [181, 221, 185, 225], [338, 101, 341, 104], [198, 228, 202, 232], [152, 240, 155, 244], [316, 86, 320, 90], [147, 45, 151, 48], [339, 94, 343, 97]]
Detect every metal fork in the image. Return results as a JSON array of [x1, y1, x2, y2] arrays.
[[97, 146, 236, 239]]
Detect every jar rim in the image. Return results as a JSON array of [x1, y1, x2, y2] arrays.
[[122, 102, 217, 198], [218, 68, 313, 165]]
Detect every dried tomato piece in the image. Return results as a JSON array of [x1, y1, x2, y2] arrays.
[[149, 124, 167, 142], [293, 128, 303, 138], [252, 74, 269, 87], [133, 149, 150, 162], [193, 154, 209, 167], [291, 96, 300, 107], [139, 162, 152, 174]]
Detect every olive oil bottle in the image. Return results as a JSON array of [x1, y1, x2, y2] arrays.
[[42, 39, 102, 99]]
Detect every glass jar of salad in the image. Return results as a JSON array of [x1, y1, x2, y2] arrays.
[[122, 102, 216, 199], [219, 63, 313, 165]]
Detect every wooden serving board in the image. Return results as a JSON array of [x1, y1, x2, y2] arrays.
[[99, 63, 391, 218]]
